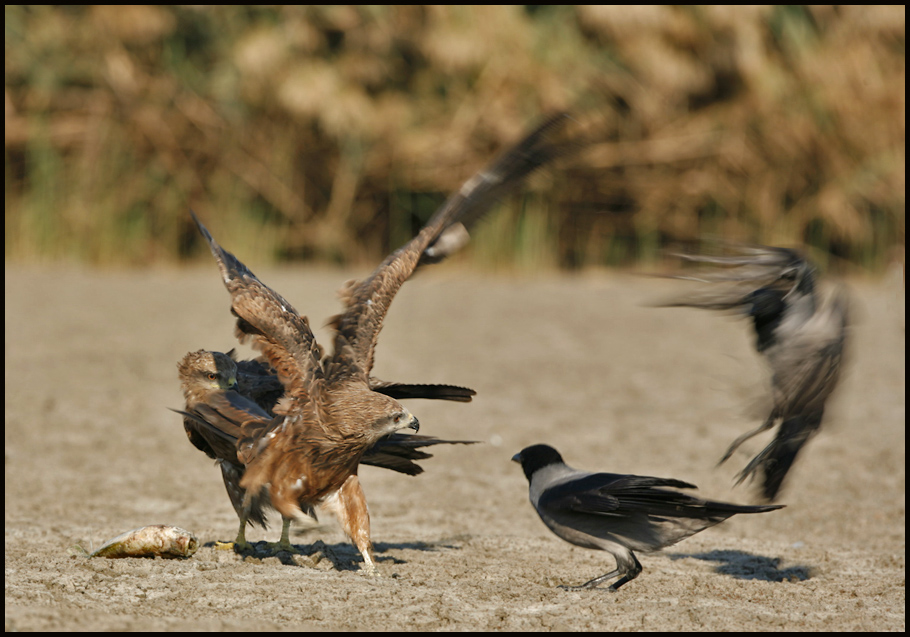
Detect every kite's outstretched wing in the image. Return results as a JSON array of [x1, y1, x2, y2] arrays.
[[191, 211, 325, 412], [329, 113, 575, 378]]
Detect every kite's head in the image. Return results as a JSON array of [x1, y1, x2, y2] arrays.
[[330, 387, 421, 442], [369, 393, 420, 435], [177, 349, 238, 395]]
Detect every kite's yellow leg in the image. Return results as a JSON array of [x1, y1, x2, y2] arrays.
[[215, 517, 253, 552]]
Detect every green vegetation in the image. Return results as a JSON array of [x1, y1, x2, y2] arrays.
[[5, 6, 904, 271]]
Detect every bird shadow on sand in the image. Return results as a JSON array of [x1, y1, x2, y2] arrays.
[[667, 549, 812, 583], [323, 538, 465, 571], [207, 537, 464, 570]]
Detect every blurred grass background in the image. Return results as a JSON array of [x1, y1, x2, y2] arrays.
[[5, 6, 905, 272]]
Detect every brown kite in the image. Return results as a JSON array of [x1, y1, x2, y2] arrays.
[[186, 113, 571, 571], [176, 348, 476, 551]]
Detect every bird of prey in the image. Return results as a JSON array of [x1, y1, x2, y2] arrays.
[[176, 348, 476, 551], [512, 444, 783, 592], [188, 113, 573, 571], [657, 245, 850, 501]]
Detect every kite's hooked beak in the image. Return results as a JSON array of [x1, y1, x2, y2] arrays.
[[407, 415, 420, 433]]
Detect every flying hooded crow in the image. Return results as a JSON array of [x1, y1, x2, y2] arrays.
[[657, 245, 850, 501], [512, 444, 783, 592]]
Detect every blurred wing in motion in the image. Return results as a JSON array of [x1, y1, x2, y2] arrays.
[[655, 245, 849, 501]]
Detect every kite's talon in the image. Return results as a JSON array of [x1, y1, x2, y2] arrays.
[[265, 540, 301, 555], [215, 539, 253, 553]]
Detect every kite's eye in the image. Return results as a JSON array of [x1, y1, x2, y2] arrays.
[[393, 414, 402, 423], [207, 372, 218, 381]]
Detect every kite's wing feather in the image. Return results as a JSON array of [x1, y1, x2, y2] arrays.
[[329, 113, 574, 377], [361, 434, 480, 475], [191, 212, 325, 411], [369, 378, 476, 402]]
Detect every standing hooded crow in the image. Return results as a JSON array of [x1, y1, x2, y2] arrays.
[[512, 444, 783, 592]]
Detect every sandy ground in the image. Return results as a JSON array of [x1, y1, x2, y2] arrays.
[[4, 264, 905, 631]]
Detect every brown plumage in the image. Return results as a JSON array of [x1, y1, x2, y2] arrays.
[[176, 349, 477, 550], [188, 113, 572, 571], [176, 349, 272, 550]]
